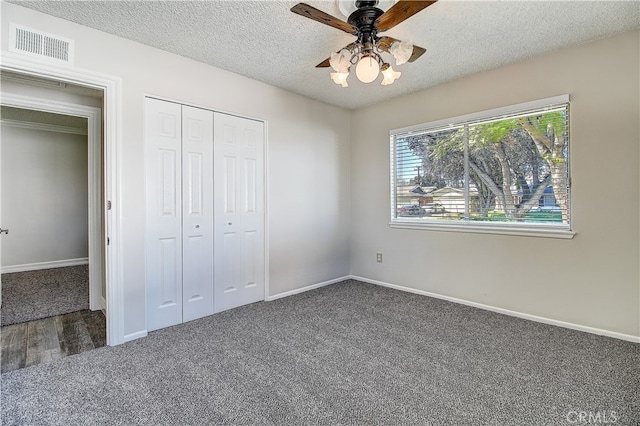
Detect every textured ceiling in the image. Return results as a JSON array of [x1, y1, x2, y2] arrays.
[[10, 0, 640, 110]]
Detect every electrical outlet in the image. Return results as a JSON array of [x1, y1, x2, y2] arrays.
[[376, 253, 383, 263]]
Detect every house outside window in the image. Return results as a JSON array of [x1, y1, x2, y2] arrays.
[[390, 95, 573, 238]]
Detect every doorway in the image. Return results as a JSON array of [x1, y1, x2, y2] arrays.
[[1, 56, 123, 346], [1, 106, 96, 316], [0, 74, 107, 369]]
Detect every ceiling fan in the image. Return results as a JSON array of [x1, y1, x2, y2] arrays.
[[291, 0, 437, 86]]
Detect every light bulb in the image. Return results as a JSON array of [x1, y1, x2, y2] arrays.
[[381, 64, 401, 86], [355, 56, 380, 83], [330, 71, 349, 87]]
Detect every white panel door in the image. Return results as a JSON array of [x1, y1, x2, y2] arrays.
[[214, 113, 265, 313], [181, 106, 214, 322], [145, 98, 183, 331]]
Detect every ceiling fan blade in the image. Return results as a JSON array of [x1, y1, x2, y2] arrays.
[[376, 36, 396, 52], [375, 1, 437, 32], [291, 3, 356, 34], [408, 44, 427, 62], [316, 58, 331, 68], [316, 42, 357, 68], [377, 36, 427, 63]]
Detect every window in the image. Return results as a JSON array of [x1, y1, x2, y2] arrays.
[[390, 96, 573, 238]]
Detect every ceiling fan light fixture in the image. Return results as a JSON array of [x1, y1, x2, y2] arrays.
[[355, 55, 380, 83], [291, 1, 434, 89], [330, 71, 350, 87], [381, 63, 401, 85]]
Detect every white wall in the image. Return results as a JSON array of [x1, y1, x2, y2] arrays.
[[350, 30, 640, 339], [1, 123, 88, 267], [1, 3, 351, 338]]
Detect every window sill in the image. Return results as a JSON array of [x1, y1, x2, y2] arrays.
[[389, 220, 575, 239]]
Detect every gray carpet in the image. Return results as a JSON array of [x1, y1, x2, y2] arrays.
[[2, 280, 639, 425], [1, 265, 89, 326]]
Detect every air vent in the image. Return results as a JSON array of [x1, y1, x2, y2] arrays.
[[9, 23, 74, 64]]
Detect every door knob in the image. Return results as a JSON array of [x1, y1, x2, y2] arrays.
[[0, 228, 8, 235]]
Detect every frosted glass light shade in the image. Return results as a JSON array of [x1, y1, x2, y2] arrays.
[[330, 49, 351, 73], [381, 64, 401, 86], [390, 40, 413, 66], [330, 72, 349, 87], [355, 56, 380, 83]]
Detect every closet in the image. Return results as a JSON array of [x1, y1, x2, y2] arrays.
[[145, 97, 265, 332]]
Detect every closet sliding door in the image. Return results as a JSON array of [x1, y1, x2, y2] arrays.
[[181, 106, 214, 322], [145, 97, 266, 332], [213, 112, 265, 313], [145, 99, 183, 331], [145, 98, 214, 331]]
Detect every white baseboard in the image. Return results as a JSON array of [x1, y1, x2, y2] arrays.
[[266, 275, 350, 301], [351, 275, 640, 344], [123, 330, 147, 343], [121, 276, 348, 345], [1, 257, 89, 274]]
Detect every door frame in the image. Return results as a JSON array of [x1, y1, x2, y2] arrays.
[[0, 93, 103, 311], [1, 54, 124, 345]]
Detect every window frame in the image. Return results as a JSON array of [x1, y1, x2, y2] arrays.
[[389, 95, 575, 239]]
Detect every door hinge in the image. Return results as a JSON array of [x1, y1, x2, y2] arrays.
[[107, 200, 112, 210], [107, 237, 110, 245]]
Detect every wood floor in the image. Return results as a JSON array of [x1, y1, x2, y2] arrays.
[[1, 310, 106, 374]]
